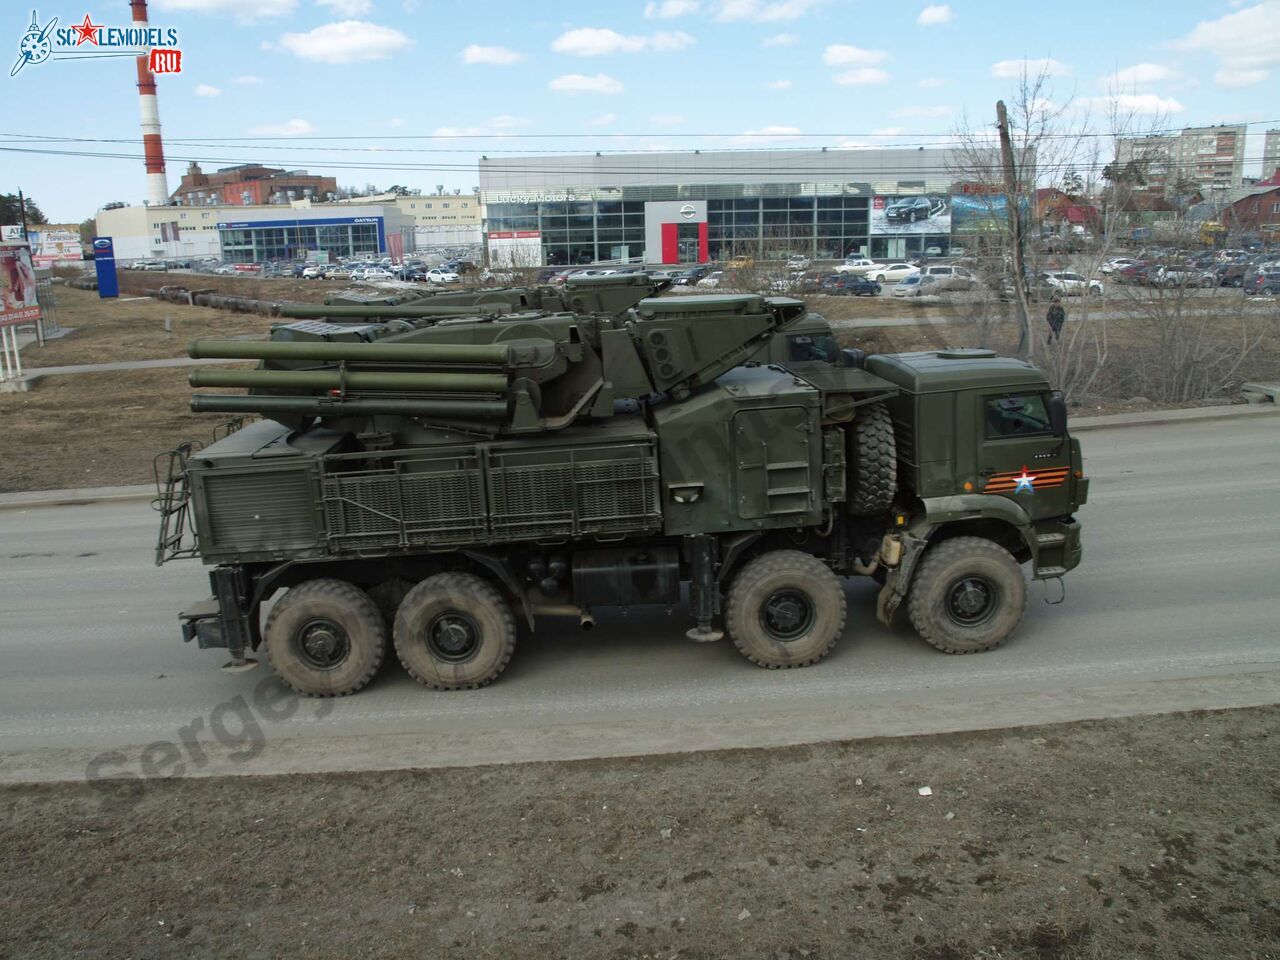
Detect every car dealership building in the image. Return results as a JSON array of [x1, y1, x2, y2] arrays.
[[479, 147, 984, 266]]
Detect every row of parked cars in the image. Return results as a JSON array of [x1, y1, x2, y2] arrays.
[[1101, 252, 1280, 294]]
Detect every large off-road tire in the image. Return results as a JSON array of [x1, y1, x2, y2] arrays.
[[907, 536, 1027, 654], [726, 550, 846, 669], [849, 401, 897, 516], [393, 573, 516, 690], [263, 579, 386, 696]]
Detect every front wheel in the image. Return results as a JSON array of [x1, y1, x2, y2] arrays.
[[263, 579, 386, 696], [907, 537, 1027, 654], [726, 551, 846, 668]]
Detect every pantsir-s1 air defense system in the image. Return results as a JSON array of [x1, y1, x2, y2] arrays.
[[156, 275, 1087, 695]]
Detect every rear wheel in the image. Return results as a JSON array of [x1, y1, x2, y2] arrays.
[[907, 537, 1026, 654], [263, 579, 386, 696], [727, 551, 846, 668], [394, 573, 516, 689]]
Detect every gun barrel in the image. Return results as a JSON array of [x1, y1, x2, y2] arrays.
[[278, 304, 494, 319], [191, 395, 507, 419], [189, 368, 508, 393], [189, 339, 510, 365]]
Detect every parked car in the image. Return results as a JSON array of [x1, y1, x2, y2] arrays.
[[1039, 271, 1103, 297], [423, 268, 460, 283], [948, 245, 968, 257], [924, 245, 943, 257], [1152, 266, 1215, 289], [674, 265, 713, 285], [823, 274, 881, 297], [324, 265, 350, 279], [695, 271, 724, 288], [866, 262, 919, 283], [884, 196, 942, 224], [917, 264, 980, 293], [1098, 257, 1137, 275], [785, 255, 811, 270], [301, 265, 326, 279], [891, 275, 925, 298], [836, 257, 877, 275], [361, 267, 394, 280], [1245, 269, 1280, 296], [212, 264, 236, 276]]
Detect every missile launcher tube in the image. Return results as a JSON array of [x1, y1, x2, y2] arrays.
[[189, 339, 510, 365], [189, 368, 508, 393]]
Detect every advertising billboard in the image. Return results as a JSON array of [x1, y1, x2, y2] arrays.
[[92, 237, 120, 299], [1, 244, 41, 328], [870, 194, 951, 236], [30, 229, 84, 268], [488, 230, 543, 268]]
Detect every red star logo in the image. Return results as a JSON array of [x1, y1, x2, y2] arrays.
[[71, 13, 102, 45]]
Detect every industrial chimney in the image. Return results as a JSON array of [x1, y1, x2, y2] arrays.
[[130, 0, 169, 206]]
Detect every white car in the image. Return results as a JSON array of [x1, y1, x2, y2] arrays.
[[424, 268, 461, 283], [836, 257, 877, 275], [361, 267, 394, 281], [786, 255, 811, 270], [301, 265, 325, 279], [867, 262, 919, 283], [696, 271, 723, 288], [1040, 271, 1103, 296], [1098, 257, 1137, 274], [924, 245, 943, 257]]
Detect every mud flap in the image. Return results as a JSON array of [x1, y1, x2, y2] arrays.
[[875, 532, 930, 628]]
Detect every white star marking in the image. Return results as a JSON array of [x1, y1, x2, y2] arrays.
[[1013, 468, 1036, 493]]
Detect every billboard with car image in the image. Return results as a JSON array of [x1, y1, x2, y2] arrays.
[[870, 194, 951, 236]]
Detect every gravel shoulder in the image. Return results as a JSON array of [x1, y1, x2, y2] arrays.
[[4, 706, 1278, 959]]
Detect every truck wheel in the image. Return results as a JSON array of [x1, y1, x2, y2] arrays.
[[393, 573, 516, 689], [849, 401, 897, 516], [726, 551, 846, 668], [263, 579, 386, 697], [907, 537, 1026, 654]]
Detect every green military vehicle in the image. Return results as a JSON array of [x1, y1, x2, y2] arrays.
[[156, 277, 1086, 696]]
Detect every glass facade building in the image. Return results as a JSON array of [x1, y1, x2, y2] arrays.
[[480, 148, 976, 265], [219, 221, 382, 263]]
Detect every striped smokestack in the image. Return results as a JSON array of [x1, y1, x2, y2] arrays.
[[130, 0, 168, 206]]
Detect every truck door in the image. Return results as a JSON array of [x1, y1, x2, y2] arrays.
[[976, 391, 1071, 520]]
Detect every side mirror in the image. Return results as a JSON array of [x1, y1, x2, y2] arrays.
[[1048, 390, 1068, 436]]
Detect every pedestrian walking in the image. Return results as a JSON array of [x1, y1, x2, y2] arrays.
[[1046, 297, 1065, 343]]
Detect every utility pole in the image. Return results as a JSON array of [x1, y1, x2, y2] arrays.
[[17, 188, 30, 241], [996, 101, 1032, 358]]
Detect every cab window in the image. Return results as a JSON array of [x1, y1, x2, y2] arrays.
[[985, 394, 1053, 438], [787, 333, 838, 362]]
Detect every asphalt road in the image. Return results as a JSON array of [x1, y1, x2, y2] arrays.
[[1, 417, 1278, 782]]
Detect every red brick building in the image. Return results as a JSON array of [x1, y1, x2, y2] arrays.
[[170, 162, 338, 207], [1222, 185, 1280, 235]]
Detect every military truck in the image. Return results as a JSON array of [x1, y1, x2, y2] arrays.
[[156, 278, 1086, 696]]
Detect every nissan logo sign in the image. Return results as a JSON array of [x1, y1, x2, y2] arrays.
[[679, 204, 696, 220]]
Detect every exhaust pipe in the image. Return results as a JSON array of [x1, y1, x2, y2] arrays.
[[579, 612, 595, 631]]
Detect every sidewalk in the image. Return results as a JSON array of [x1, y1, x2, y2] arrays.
[[2, 403, 1274, 511]]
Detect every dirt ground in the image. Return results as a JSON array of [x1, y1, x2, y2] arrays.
[[2, 707, 1277, 959]]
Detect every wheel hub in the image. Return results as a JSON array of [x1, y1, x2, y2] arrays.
[[427, 613, 481, 663], [947, 576, 996, 626], [760, 589, 815, 642], [296, 619, 351, 669]]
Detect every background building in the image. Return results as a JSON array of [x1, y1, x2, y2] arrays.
[[335, 191, 484, 251], [95, 198, 415, 262], [1117, 125, 1247, 195], [1263, 130, 1280, 182], [170, 162, 338, 207], [479, 148, 985, 266]]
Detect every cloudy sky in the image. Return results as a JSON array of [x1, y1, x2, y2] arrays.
[[5, 0, 1279, 222]]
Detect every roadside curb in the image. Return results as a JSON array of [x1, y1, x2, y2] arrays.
[[1, 404, 1274, 510], [1070, 403, 1280, 432], [0, 485, 154, 511]]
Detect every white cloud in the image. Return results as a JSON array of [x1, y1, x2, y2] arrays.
[[487, 114, 529, 129], [194, 83, 221, 96], [734, 125, 803, 143], [275, 21, 412, 63], [764, 79, 792, 89], [551, 28, 694, 56], [834, 68, 890, 86], [916, 76, 946, 88], [588, 113, 618, 126], [316, 0, 370, 14], [762, 32, 797, 46], [232, 74, 262, 84], [432, 115, 530, 137], [1085, 93, 1185, 114], [548, 73, 625, 94], [644, 0, 699, 17], [247, 118, 315, 136], [990, 57, 1071, 79], [650, 113, 686, 125], [823, 44, 888, 66], [893, 104, 952, 118], [388, 117, 405, 127], [917, 4, 953, 25], [1174, 2, 1280, 88], [154, 0, 295, 19], [1106, 63, 1177, 86], [1214, 67, 1267, 87], [461, 44, 522, 65], [713, 0, 820, 22]]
